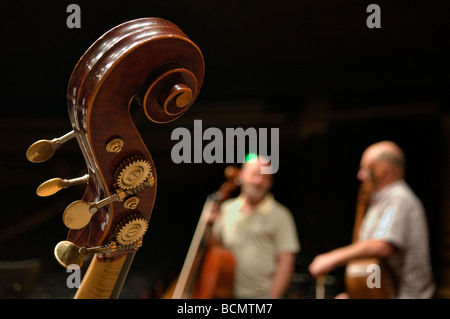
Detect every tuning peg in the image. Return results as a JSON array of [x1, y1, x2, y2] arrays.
[[36, 174, 89, 197], [62, 178, 153, 230], [26, 130, 76, 163], [62, 193, 122, 230], [54, 240, 142, 268], [54, 240, 87, 268]]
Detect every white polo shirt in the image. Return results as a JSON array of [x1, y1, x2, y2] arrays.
[[213, 193, 300, 298]]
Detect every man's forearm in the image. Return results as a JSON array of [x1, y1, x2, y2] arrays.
[[309, 239, 395, 277], [332, 239, 395, 267]]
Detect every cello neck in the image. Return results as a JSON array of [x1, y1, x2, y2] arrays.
[[352, 169, 376, 242], [172, 200, 214, 298], [170, 166, 240, 299], [74, 253, 135, 299]]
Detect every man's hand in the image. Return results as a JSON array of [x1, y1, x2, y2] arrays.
[[308, 252, 339, 278]]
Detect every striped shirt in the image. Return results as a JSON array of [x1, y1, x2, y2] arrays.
[[360, 180, 435, 298]]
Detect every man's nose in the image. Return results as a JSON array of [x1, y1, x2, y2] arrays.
[[357, 168, 366, 181]]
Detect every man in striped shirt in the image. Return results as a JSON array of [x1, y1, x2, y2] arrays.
[[308, 141, 435, 298]]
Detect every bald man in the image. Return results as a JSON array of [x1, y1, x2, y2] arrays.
[[309, 141, 435, 298], [213, 156, 300, 298]]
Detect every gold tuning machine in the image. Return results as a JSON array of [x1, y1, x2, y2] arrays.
[[36, 174, 89, 197], [62, 178, 153, 230], [62, 192, 125, 230], [26, 130, 76, 163], [54, 240, 142, 268]]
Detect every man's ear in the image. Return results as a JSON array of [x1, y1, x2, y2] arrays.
[[371, 161, 389, 182]]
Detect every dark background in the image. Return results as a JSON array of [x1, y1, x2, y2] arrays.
[[1, 0, 449, 299]]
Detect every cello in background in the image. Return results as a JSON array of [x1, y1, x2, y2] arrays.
[[344, 164, 396, 298], [26, 18, 204, 298], [166, 166, 240, 299]]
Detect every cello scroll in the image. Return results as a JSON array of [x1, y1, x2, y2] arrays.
[[27, 18, 205, 298]]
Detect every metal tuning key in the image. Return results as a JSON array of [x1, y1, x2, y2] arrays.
[[36, 174, 89, 197], [62, 195, 119, 230], [26, 130, 76, 163], [62, 178, 153, 230], [54, 240, 142, 268]]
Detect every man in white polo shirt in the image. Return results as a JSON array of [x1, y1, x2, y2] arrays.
[[213, 155, 300, 298]]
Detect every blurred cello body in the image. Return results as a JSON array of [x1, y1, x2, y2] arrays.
[[165, 166, 240, 299], [345, 167, 396, 299]]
